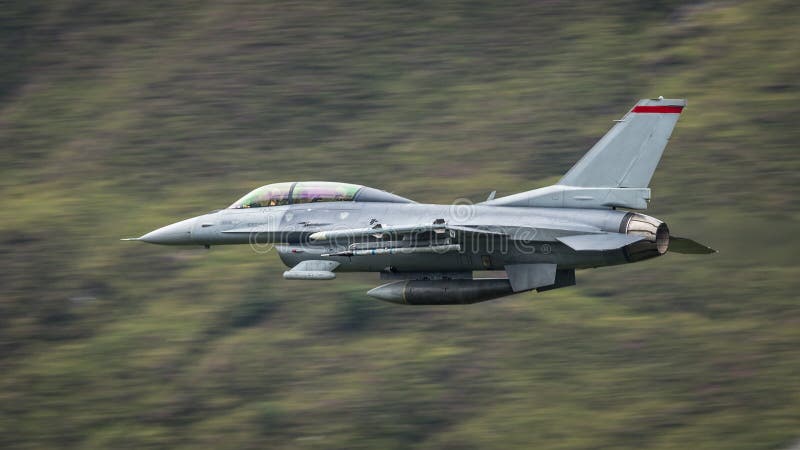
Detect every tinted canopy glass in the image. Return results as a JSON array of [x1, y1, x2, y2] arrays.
[[292, 182, 361, 204], [228, 181, 414, 209], [229, 182, 293, 209]]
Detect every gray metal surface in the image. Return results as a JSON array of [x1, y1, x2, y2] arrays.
[[559, 98, 686, 188], [283, 260, 340, 280], [504, 264, 557, 292]]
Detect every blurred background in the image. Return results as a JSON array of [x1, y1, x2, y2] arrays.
[[1, 1, 799, 448]]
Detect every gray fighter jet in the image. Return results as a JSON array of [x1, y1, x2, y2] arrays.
[[124, 97, 714, 304]]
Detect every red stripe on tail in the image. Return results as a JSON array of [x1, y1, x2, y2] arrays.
[[631, 105, 683, 114]]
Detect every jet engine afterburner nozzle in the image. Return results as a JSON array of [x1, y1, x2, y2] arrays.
[[619, 212, 670, 262]]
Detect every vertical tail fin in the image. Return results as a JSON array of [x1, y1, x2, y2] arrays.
[[484, 98, 686, 210], [559, 98, 686, 188]]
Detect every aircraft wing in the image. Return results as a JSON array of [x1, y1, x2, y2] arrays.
[[558, 233, 717, 254]]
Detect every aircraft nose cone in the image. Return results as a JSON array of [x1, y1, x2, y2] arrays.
[[140, 218, 196, 245]]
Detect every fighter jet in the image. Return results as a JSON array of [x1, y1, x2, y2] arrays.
[[124, 97, 714, 304]]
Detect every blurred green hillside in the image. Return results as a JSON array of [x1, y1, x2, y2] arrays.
[[1, 0, 799, 448]]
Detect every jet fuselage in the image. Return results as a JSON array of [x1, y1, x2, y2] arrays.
[[141, 201, 663, 272]]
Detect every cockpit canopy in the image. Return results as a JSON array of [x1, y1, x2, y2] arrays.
[[228, 181, 413, 209]]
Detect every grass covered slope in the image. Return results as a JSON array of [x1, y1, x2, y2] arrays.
[[1, 1, 799, 448]]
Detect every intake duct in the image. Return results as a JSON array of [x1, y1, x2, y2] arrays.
[[619, 212, 670, 262]]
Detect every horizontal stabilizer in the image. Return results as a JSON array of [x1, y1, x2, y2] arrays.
[[669, 236, 716, 254], [557, 233, 645, 251]]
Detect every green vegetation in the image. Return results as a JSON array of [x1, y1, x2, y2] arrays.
[[1, 1, 799, 448]]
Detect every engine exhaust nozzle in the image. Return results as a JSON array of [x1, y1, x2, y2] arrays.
[[620, 212, 670, 262]]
